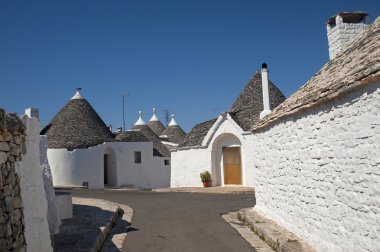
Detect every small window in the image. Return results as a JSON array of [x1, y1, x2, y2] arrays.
[[134, 151, 141, 164], [164, 159, 170, 166]]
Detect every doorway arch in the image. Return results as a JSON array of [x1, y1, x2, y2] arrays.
[[104, 147, 118, 187], [211, 133, 243, 186]]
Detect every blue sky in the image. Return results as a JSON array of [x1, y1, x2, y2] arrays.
[[1, 1, 379, 132]]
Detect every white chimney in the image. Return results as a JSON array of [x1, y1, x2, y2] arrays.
[[260, 63, 271, 119], [326, 12, 369, 60], [25, 108, 39, 119]]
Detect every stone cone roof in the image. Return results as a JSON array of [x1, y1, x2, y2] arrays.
[[179, 71, 286, 148], [41, 96, 114, 149], [229, 71, 286, 131], [178, 118, 217, 148], [132, 125, 170, 157], [148, 120, 166, 136], [115, 130, 148, 142], [161, 125, 187, 144]]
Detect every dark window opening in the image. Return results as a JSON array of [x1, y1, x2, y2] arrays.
[[134, 151, 142, 164], [164, 159, 170, 166]]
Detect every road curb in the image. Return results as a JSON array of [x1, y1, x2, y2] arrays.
[[153, 187, 255, 194], [71, 197, 133, 252], [237, 208, 316, 252]]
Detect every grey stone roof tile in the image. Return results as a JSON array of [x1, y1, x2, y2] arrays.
[[41, 98, 114, 149], [115, 130, 149, 142], [160, 125, 187, 144], [132, 125, 170, 157], [178, 119, 217, 148]]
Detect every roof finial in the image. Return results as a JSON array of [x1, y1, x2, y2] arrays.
[[135, 111, 146, 126], [150, 107, 160, 122], [168, 114, 178, 126], [71, 87, 84, 100]]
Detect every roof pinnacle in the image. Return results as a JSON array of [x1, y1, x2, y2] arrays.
[[150, 108, 160, 122], [71, 88, 84, 99], [135, 111, 146, 126], [168, 114, 178, 126]]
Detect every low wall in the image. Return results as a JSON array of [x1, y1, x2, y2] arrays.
[[16, 115, 52, 251], [252, 81, 380, 251], [0, 109, 27, 251]]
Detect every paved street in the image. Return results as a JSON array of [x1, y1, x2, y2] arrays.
[[71, 189, 256, 252]]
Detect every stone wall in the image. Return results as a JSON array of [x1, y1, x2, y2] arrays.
[[252, 81, 380, 252], [0, 109, 27, 251]]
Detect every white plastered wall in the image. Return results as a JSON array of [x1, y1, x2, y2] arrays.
[[48, 141, 170, 189], [252, 81, 380, 252], [16, 116, 52, 252], [170, 147, 211, 187], [171, 114, 254, 187]]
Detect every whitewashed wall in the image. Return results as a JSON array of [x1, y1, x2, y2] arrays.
[[171, 114, 255, 187], [171, 147, 211, 187], [48, 141, 170, 189], [252, 81, 380, 252], [16, 116, 52, 252], [40, 135, 61, 235]]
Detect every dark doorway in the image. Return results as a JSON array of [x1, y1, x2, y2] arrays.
[[104, 154, 108, 184]]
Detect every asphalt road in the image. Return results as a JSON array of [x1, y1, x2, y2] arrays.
[[71, 190, 256, 252]]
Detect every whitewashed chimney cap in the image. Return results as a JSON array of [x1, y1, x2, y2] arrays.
[[71, 88, 84, 100], [135, 111, 146, 125], [168, 114, 178, 126], [150, 108, 160, 122]]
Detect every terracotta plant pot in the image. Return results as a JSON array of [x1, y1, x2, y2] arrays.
[[203, 181, 211, 188]]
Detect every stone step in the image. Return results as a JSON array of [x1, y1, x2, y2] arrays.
[[237, 208, 316, 252], [222, 211, 275, 252]]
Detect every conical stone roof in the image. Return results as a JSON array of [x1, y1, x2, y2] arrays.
[[229, 71, 286, 131], [132, 124, 170, 157], [148, 121, 166, 136], [41, 91, 114, 149], [115, 130, 149, 142], [160, 115, 187, 144], [147, 109, 166, 136], [179, 70, 286, 147]]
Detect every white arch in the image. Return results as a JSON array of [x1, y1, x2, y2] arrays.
[[211, 133, 242, 186]]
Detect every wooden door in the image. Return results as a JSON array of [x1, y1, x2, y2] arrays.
[[104, 154, 108, 184], [223, 147, 242, 185]]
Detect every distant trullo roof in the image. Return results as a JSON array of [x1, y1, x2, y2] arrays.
[[147, 108, 166, 136], [132, 111, 170, 157], [160, 115, 187, 144], [132, 124, 170, 157], [41, 90, 114, 149], [115, 130, 149, 142], [179, 70, 286, 147]]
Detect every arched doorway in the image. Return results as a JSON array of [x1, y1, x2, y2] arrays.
[[211, 133, 243, 186], [104, 147, 117, 187]]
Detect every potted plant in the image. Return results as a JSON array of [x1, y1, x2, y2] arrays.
[[200, 170, 212, 187]]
